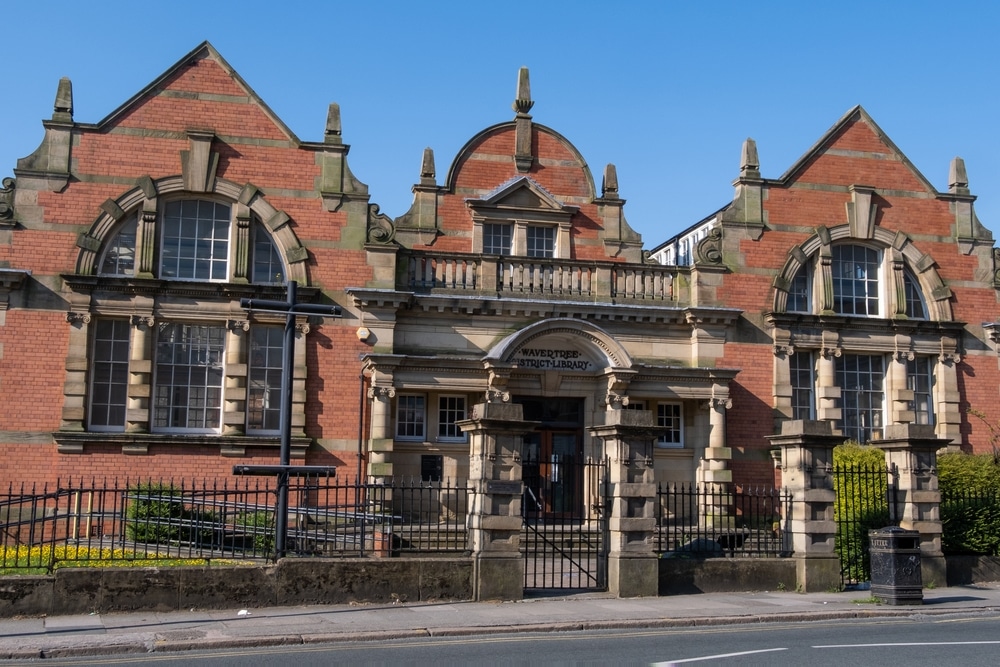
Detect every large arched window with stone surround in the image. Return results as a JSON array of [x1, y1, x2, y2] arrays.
[[58, 177, 313, 455], [770, 227, 961, 444]]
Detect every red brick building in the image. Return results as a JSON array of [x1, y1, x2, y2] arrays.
[[2, 43, 997, 497]]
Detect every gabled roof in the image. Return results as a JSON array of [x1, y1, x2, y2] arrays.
[[775, 105, 939, 194], [92, 41, 300, 143]]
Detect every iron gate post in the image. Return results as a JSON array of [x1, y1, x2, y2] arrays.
[[589, 408, 660, 598]]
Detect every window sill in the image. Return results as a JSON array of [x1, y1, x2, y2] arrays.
[[53, 431, 312, 457]]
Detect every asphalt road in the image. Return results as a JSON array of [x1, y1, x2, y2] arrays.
[[16, 612, 1000, 666]]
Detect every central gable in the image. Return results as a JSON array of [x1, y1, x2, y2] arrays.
[[777, 106, 937, 194]]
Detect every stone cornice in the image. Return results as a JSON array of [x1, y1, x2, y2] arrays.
[[62, 275, 317, 302], [764, 311, 966, 337], [53, 431, 311, 457], [356, 289, 742, 325]]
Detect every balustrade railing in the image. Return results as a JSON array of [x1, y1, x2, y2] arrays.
[[401, 250, 682, 302]]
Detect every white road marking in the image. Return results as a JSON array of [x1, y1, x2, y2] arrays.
[[652, 647, 788, 664], [815, 640, 1000, 648]]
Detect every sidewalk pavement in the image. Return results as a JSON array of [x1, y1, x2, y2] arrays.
[[2, 584, 1000, 659]]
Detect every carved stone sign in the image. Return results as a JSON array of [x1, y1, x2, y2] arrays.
[[513, 347, 593, 371]]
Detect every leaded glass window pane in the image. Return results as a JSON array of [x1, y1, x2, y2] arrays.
[[89, 319, 131, 430], [657, 403, 683, 447], [248, 325, 283, 433], [252, 228, 285, 284], [153, 323, 225, 431], [790, 352, 815, 420], [100, 215, 137, 276], [483, 223, 512, 256], [396, 395, 425, 439], [526, 226, 555, 258], [836, 354, 885, 443], [832, 245, 881, 316], [907, 356, 935, 426], [160, 200, 231, 281], [438, 395, 467, 440]]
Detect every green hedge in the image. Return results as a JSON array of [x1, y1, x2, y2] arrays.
[[939, 452, 1000, 556]]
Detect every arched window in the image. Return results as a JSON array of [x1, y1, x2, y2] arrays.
[[96, 198, 285, 284]]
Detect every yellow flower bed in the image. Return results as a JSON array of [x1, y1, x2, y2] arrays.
[[0, 544, 253, 575]]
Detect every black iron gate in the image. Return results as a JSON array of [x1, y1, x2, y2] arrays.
[[522, 455, 608, 592], [833, 462, 899, 586]]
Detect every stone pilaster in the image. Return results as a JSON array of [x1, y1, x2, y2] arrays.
[[588, 409, 660, 597], [874, 423, 948, 586], [769, 420, 842, 592], [126, 315, 155, 435], [457, 401, 536, 601]]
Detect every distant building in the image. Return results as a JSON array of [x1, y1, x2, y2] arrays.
[[1, 43, 998, 502]]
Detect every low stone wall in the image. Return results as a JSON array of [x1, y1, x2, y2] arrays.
[[0, 558, 473, 618], [944, 555, 1000, 586], [659, 558, 797, 595]]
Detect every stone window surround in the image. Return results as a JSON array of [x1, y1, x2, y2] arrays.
[[770, 318, 963, 444], [56, 175, 315, 456], [772, 225, 952, 322]]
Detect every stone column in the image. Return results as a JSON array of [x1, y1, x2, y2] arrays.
[[588, 409, 660, 597], [768, 420, 843, 592], [457, 401, 536, 601], [874, 423, 947, 586], [366, 385, 395, 483], [700, 397, 734, 530]]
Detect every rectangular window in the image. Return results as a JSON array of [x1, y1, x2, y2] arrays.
[[160, 200, 231, 281], [89, 319, 131, 431], [247, 325, 283, 433], [836, 354, 885, 443], [483, 223, 512, 256], [526, 226, 555, 258], [790, 352, 815, 420], [438, 395, 467, 441], [907, 356, 935, 426], [396, 395, 426, 440], [153, 323, 225, 432], [657, 402, 683, 447]]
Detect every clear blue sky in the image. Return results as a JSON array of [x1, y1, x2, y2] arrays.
[[3, 1, 998, 246]]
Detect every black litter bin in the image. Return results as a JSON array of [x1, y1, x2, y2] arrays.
[[868, 526, 922, 605]]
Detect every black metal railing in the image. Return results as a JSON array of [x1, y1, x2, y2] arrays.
[[940, 486, 1000, 556], [0, 476, 470, 573], [833, 462, 899, 585], [656, 483, 790, 558]]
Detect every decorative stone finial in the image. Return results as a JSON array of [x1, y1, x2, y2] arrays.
[[325, 103, 342, 144], [53, 77, 73, 122], [949, 156, 969, 195], [740, 138, 760, 179], [512, 66, 534, 115], [602, 164, 619, 199], [420, 147, 436, 186]]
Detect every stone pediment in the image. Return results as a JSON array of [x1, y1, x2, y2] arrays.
[[466, 176, 578, 222]]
